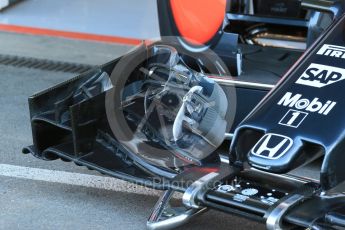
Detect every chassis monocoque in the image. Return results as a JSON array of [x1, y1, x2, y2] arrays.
[[23, 0, 345, 229]]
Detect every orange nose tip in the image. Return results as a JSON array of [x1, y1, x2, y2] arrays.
[[170, 0, 226, 46]]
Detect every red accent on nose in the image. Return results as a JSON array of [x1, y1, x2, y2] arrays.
[[170, 0, 226, 46]]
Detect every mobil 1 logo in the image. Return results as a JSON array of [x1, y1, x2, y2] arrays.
[[279, 109, 308, 128], [296, 63, 345, 88], [277, 92, 337, 128]]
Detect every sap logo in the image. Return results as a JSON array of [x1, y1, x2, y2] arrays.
[[278, 92, 336, 115], [251, 133, 293, 159], [296, 63, 345, 88], [317, 44, 345, 58]]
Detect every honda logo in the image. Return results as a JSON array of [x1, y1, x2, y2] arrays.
[[251, 133, 293, 159]]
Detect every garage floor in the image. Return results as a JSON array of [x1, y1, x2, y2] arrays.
[[0, 0, 160, 39], [0, 31, 268, 230]]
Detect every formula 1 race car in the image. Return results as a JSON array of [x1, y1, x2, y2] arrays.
[[23, 0, 345, 229]]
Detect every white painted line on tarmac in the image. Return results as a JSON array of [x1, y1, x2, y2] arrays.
[[0, 163, 161, 196]]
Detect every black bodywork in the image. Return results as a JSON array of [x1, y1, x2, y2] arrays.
[[231, 16, 345, 191], [23, 1, 345, 229]]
